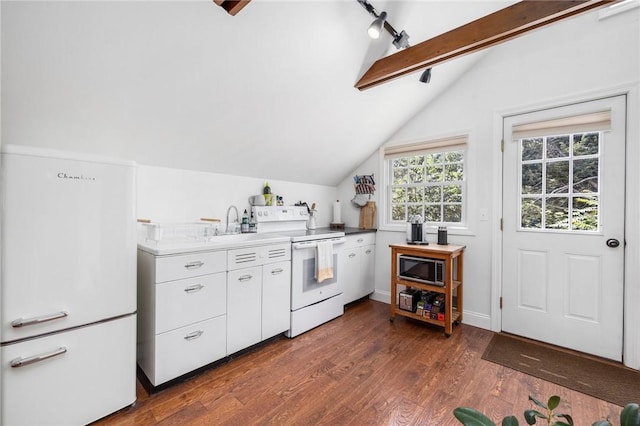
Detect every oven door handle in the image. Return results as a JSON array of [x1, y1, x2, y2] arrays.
[[292, 237, 346, 250]]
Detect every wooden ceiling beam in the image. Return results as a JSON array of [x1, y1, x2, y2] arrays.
[[213, 0, 252, 16], [355, 0, 617, 90]]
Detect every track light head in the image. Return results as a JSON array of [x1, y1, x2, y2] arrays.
[[419, 68, 432, 84], [367, 11, 386, 39], [358, 0, 409, 49]]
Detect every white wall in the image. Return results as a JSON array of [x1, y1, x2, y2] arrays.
[[138, 164, 337, 227], [340, 6, 640, 366]]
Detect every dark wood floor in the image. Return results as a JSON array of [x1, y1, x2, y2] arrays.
[[94, 299, 622, 425]]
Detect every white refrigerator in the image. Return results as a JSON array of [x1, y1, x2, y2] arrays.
[[0, 145, 137, 425]]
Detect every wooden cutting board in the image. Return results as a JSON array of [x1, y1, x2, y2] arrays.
[[359, 201, 376, 229]]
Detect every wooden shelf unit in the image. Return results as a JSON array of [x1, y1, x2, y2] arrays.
[[389, 243, 465, 336]]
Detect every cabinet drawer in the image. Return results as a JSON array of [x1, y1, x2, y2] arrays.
[[227, 243, 290, 271], [156, 250, 226, 283], [154, 316, 226, 385], [344, 233, 376, 249], [155, 272, 226, 334]]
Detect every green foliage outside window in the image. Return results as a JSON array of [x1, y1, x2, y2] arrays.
[[390, 149, 465, 224], [520, 132, 600, 232]]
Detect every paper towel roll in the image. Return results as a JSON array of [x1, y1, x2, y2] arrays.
[[333, 200, 342, 223]]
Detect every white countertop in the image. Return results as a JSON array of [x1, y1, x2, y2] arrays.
[[138, 232, 291, 256]]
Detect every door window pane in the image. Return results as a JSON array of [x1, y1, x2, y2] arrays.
[[573, 158, 599, 193], [546, 161, 569, 194], [572, 196, 598, 231], [519, 132, 601, 232], [522, 163, 543, 194], [521, 197, 542, 229], [522, 138, 543, 160], [545, 196, 569, 230], [546, 135, 570, 158], [573, 133, 599, 156]]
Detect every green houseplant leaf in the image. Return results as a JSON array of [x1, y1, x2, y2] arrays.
[[547, 396, 561, 411], [524, 409, 546, 424], [501, 416, 520, 426], [453, 407, 496, 426], [529, 396, 549, 411], [555, 413, 574, 426], [620, 403, 640, 426]]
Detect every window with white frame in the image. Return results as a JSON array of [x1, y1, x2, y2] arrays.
[[384, 136, 467, 227]]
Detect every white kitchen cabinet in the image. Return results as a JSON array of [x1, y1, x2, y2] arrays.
[[227, 266, 263, 354], [137, 239, 291, 386], [342, 233, 376, 304], [227, 244, 291, 354], [262, 260, 291, 340], [137, 249, 228, 386]]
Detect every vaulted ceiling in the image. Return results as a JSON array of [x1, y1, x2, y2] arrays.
[[5, 0, 586, 186]]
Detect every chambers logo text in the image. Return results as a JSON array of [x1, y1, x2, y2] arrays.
[[57, 172, 96, 181]]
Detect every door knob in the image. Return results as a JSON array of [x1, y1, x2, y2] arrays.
[[606, 238, 620, 248]]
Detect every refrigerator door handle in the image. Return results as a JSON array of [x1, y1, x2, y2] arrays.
[[11, 311, 68, 328], [10, 347, 67, 368]]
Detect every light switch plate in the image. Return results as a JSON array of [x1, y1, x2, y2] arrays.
[[479, 208, 489, 221]]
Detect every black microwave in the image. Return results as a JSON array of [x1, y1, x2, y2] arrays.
[[397, 255, 445, 286]]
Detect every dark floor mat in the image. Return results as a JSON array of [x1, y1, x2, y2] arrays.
[[482, 333, 640, 407]]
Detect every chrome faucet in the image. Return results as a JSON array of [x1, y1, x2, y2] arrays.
[[226, 205, 239, 234]]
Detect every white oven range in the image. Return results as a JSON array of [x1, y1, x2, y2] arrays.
[[253, 206, 345, 337]]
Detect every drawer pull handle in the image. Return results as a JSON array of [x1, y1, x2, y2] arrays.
[[11, 311, 68, 328], [349, 253, 356, 258], [271, 268, 284, 275], [238, 274, 253, 282], [365, 249, 372, 254], [184, 261, 204, 270], [184, 330, 204, 341], [184, 284, 204, 293], [11, 347, 67, 368], [357, 238, 364, 243]]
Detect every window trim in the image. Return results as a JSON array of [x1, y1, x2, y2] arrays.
[[379, 134, 474, 235]]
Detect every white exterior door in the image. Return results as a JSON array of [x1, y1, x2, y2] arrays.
[[502, 96, 626, 361]]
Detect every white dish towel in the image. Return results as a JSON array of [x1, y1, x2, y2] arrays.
[[315, 240, 334, 283]]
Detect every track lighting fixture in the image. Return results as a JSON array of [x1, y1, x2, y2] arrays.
[[357, 0, 410, 49], [367, 11, 386, 39], [419, 68, 432, 84]]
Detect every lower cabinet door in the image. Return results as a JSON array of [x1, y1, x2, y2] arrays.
[[154, 315, 226, 385], [1, 316, 136, 426], [227, 266, 262, 354], [342, 247, 361, 304], [262, 261, 291, 339], [361, 244, 376, 297]]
